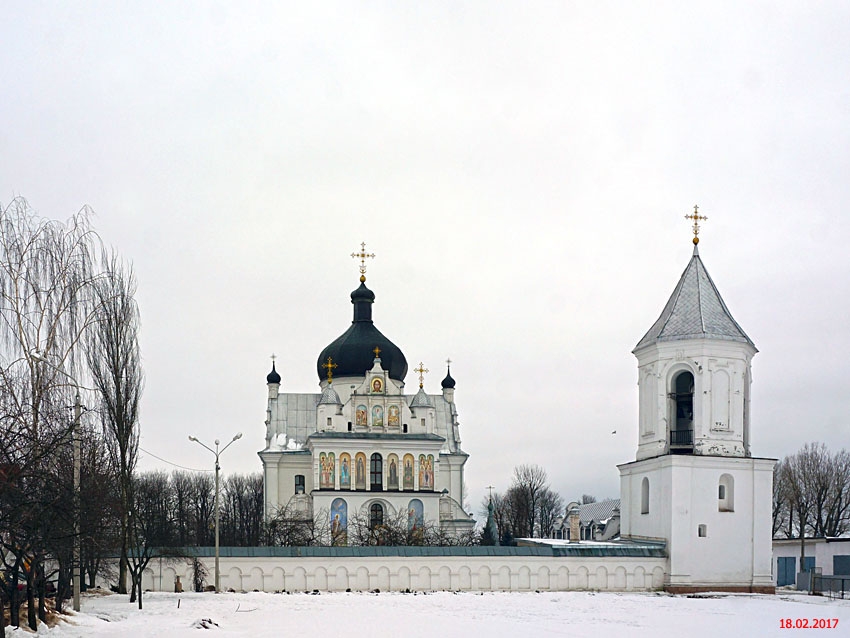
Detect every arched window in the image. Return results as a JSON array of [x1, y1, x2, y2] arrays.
[[295, 475, 305, 494], [671, 371, 695, 447], [641, 477, 650, 514], [370, 453, 383, 491], [369, 503, 384, 529], [719, 474, 734, 512]]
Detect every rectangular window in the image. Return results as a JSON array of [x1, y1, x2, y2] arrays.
[[347, 422, 352, 431], [719, 485, 726, 499], [327, 417, 332, 426], [421, 418, 425, 427], [698, 524, 707, 537], [295, 475, 305, 494]]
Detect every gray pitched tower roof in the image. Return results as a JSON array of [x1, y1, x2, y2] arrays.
[[634, 245, 755, 352]]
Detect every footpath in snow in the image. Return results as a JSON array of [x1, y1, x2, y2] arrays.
[[39, 589, 850, 638]]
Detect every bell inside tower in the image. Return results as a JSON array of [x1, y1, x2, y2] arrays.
[[670, 371, 695, 451]]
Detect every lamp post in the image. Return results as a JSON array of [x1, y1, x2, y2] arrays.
[[188, 432, 242, 592], [31, 352, 83, 612]]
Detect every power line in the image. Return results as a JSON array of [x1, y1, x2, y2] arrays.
[[138, 446, 213, 472]]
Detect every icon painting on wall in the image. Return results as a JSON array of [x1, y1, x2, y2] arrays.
[[388, 454, 399, 490], [339, 453, 351, 489], [320, 453, 335, 489], [372, 377, 383, 393], [356, 405, 367, 426], [388, 404, 400, 427], [403, 454, 415, 490], [408, 498, 424, 533], [355, 453, 367, 490], [419, 454, 434, 490], [331, 498, 348, 546], [372, 405, 384, 427]]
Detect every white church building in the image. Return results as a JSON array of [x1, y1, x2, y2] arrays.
[[258, 248, 474, 541], [617, 221, 775, 593]]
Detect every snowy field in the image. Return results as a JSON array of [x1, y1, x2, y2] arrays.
[[41, 589, 850, 638]]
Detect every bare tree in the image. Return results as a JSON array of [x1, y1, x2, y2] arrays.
[[537, 488, 564, 537], [86, 250, 142, 594], [265, 502, 328, 547], [773, 442, 850, 579], [0, 198, 103, 629]]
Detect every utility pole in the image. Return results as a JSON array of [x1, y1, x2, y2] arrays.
[[214, 449, 220, 592], [189, 432, 242, 592], [73, 391, 81, 612]]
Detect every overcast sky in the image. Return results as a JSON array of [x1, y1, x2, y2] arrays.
[[2, 1, 849, 514]]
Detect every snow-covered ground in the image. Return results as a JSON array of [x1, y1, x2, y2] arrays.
[[40, 589, 850, 638]]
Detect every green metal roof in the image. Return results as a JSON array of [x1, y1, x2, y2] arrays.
[[161, 543, 665, 559]]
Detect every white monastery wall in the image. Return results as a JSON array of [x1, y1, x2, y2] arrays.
[[133, 554, 666, 593]]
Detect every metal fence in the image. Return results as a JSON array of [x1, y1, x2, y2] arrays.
[[812, 574, 850, 599]]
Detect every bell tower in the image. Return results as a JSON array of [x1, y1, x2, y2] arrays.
[[618, 209, 775, 593]]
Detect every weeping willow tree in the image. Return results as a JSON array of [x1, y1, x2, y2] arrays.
[[0, 197, 105, 630]]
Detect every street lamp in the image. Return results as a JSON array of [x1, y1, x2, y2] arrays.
[[188, 432, 242, 592], [31, 352, 84, 612]]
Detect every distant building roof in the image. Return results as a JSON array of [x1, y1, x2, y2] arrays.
[[579, 499, 620, 525]]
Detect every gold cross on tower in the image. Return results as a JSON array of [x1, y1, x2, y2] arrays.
[[414, 362, 429, 389], [322, 356, 338, 383], [373, 346, 381, 359], [684, 204, 708, 245], [351, 242, 376, 283]]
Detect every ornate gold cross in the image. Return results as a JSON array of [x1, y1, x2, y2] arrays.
[[684, 204, 708, 245], [351, 241, 375, 283], [414, 362, 429, 388], [321, 356, 338, 383], [373, 346, 381, 359]]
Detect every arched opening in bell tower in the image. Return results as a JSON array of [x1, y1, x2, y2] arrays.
[[670, 370, 695, 452]]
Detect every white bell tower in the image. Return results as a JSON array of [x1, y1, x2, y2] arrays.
[[618, 212, 775, 593]]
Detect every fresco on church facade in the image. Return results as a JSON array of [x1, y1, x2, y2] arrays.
[[371, 377, 383, 393], [372, 405, 383, 427], [331, 498, 347, 546], [319, 453, 335, 489], [355, 453, 367, 490], [408, 498, 424, 533], [339, 453, 351, 489], [388, 404, 400, 427], [356, 405, 367, 426], [403, 454, 415, 490], [387, 454, 399, 490], [419, 454, 434, 490]]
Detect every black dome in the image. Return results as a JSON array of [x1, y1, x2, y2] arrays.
[[316, 282, 408, 382], [266, 362, 281, 384], [441, 366, 456, 389]]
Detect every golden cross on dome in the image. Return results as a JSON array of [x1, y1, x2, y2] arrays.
[[351, 241, 375, 283], [321, 356, 338, 383], [373, 346, 381, 359], [414, 362, 429, 388], [684, 204, 708, 245]]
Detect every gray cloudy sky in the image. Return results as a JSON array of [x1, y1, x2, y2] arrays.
[[2, 1, 849, 513]]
